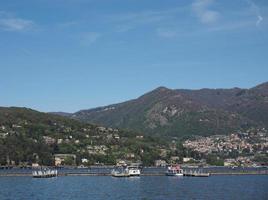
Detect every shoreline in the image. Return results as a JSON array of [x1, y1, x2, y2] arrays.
[[0, 172, 267, 177]]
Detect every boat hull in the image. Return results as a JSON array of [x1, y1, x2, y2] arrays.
[[166, 173, 183, 176], [183, 173, 210, 177], [112, 174, 130, 177], [33, 174, 57, 178]]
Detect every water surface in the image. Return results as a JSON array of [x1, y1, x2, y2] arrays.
[[0, 175, 267, 200]]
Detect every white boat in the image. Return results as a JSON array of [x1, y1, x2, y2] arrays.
[[111, 166, 141, 177], [111, 167, 130, 177], [166, 165, 183, 176], [128, 167, 141, 176], [32, 169, 58, 178]]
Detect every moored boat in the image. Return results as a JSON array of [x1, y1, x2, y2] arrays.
[[128, 167, 141, 176], [32, 169, 58, 178], [111, 167, 130, 177], [166, 165, 183, 176]]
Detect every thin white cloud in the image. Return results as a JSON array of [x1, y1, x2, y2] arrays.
[[246, 0, 263, 27], [79, 32, 101, 46], [256, 15, 263, 26], [192, 0, 220, 24], [0, 11, 34, 31]]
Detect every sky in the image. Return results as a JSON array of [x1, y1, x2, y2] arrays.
[[0, 0, 268, 112]]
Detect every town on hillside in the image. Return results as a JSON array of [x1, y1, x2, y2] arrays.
[[0, 117, 267, 168]]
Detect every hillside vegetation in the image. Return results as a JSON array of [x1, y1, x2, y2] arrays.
[[0, 107, 170, 166]]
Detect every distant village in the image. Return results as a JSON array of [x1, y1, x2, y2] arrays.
[[183, 128, 268, 167]]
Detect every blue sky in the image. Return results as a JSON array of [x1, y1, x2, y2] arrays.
[[0, 0, 268, 112]]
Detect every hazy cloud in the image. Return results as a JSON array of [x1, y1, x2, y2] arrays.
[[0, 11, 34, 31], [246, 0, 263, 26], [192, 0, 220, 24]]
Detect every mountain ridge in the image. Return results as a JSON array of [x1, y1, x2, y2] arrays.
[[64, 82, 268, 137]]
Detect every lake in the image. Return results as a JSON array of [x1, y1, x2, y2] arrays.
[[0, 175, 267, 200]]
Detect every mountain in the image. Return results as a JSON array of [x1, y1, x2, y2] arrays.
[[178, 82, 268, 127], [70, 82, 268, 137]]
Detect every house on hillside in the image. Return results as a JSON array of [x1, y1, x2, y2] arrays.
[[43, 136, 56, 145], [54, 154, 76, 166], [155, 160, 167, 167]]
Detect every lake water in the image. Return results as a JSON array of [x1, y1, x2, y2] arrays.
[[0, 175, 267, 200]]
